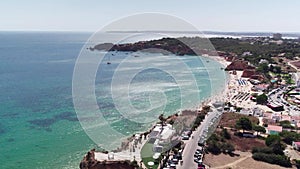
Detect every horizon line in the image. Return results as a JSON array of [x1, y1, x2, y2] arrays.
[[1, 29, 300, 34]]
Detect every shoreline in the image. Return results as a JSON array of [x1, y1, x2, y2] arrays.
[[85, 54, 233, 166]]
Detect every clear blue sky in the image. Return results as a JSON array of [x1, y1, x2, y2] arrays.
[[1, 0, 299, 32]]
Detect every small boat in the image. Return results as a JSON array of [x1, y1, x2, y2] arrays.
[[206, 60, 209, 63], [106, 54, 112, 64]]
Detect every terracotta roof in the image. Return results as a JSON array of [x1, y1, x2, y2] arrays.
[[292, 116, 300, 121], [281, 115, 291, 121], [267, 125, 282, 132], [264, 113, 273, 119], [294, 142, 300, 146]]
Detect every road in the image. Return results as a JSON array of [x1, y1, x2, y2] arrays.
[[178, 108, 220, 169], [286, 145, 300, 160]]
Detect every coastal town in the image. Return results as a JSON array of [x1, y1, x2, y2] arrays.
[[80, 33, 300, 169]]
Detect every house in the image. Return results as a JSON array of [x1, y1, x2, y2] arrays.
[[267, 125, 283, 135], [263, 112, 273, 124], [239, 108, 252, 116], [242, 51, 252, 56], [252, 84, 269, 92], [259, 59, 269, 64], [252, 107, 264, 117], [292, 141, 300, 151], [291, 116, 300, 126], [281, 115, 291, 122], [151, 124, 175, 152]]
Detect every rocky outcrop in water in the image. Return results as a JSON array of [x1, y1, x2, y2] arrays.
[[90, 38, 198, 56]]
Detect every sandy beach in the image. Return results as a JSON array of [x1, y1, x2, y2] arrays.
[[93, 55, 235, 165]]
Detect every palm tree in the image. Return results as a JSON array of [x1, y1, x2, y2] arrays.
[[159, 114, 166, 133]]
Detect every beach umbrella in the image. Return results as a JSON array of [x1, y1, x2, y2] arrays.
[[148, 161, 154, 166]]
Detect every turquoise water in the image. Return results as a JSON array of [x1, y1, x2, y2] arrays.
[[0, 32, 226, 168]]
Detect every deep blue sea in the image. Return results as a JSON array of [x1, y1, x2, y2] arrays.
[[0, 32, 226, 168]]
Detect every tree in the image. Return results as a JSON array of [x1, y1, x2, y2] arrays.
[[221, 143, 235, 154], [253, 125, 266, 136], [257, 63, 269, 74], [236, 117, 252, 131], [221, 128, 231, 139], [271, 140, 284, 155], [280, 120, 294, 129], [256, 94, 268, 104], [280, 131, 300, 145], [265, 135, 281, 147], [207, 140, 221, 155]]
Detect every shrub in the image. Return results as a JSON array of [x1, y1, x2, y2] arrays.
[[252, 153, 292, 167], [207, 141, 221, 155], [221, 128, 231, 139], [265, 135, 281, 146], [252, 146, 273, 154], [280, 131, 300, 145]]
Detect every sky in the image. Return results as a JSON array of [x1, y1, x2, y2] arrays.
[[0, 0, 300, 32]]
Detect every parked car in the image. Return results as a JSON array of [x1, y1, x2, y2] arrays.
[[172, 158, 179, 164], [182, 135, 189, 140], [194, 156, 203, 164]]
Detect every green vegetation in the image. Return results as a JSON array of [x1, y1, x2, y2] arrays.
[[265, 135, 281, 146], [252, 153, 292, 167], [269, 64, 282, 74], [192, 106, 210, 130], [192, 113, 206, 130], [141, 143, 159, 169], [256, 94, 268, 105], [279, 120, 295, 129], [257, 63, 269, 74], [210, 37, 300, 63], [252, 135, 291, 167], [221, 128, 231, 139], [253, 125, 266, 135], [236, 117, 252, 131], [206, 133, 235, 155], [279, 131, 300, 145]]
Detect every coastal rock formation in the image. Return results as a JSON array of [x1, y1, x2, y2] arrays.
[[225, 59, 255, 71], [91, 38, 198, 56], [242, 69, 257, 78], [80, 149, 135, 169]]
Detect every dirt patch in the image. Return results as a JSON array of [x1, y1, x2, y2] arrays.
[[204, 151, 295, 169], [218, 112, 259, 128], [228, 156, 296, 169], [230, 132, 265, 151], [204, 152, 245, 168], [214, 128, 266, 152]]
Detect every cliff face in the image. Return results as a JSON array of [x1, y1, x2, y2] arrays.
[[225, 60, 255, 71], [80, 149, 135, 169]]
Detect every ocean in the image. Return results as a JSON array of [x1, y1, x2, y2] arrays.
[[0, 32, 226, 168]]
